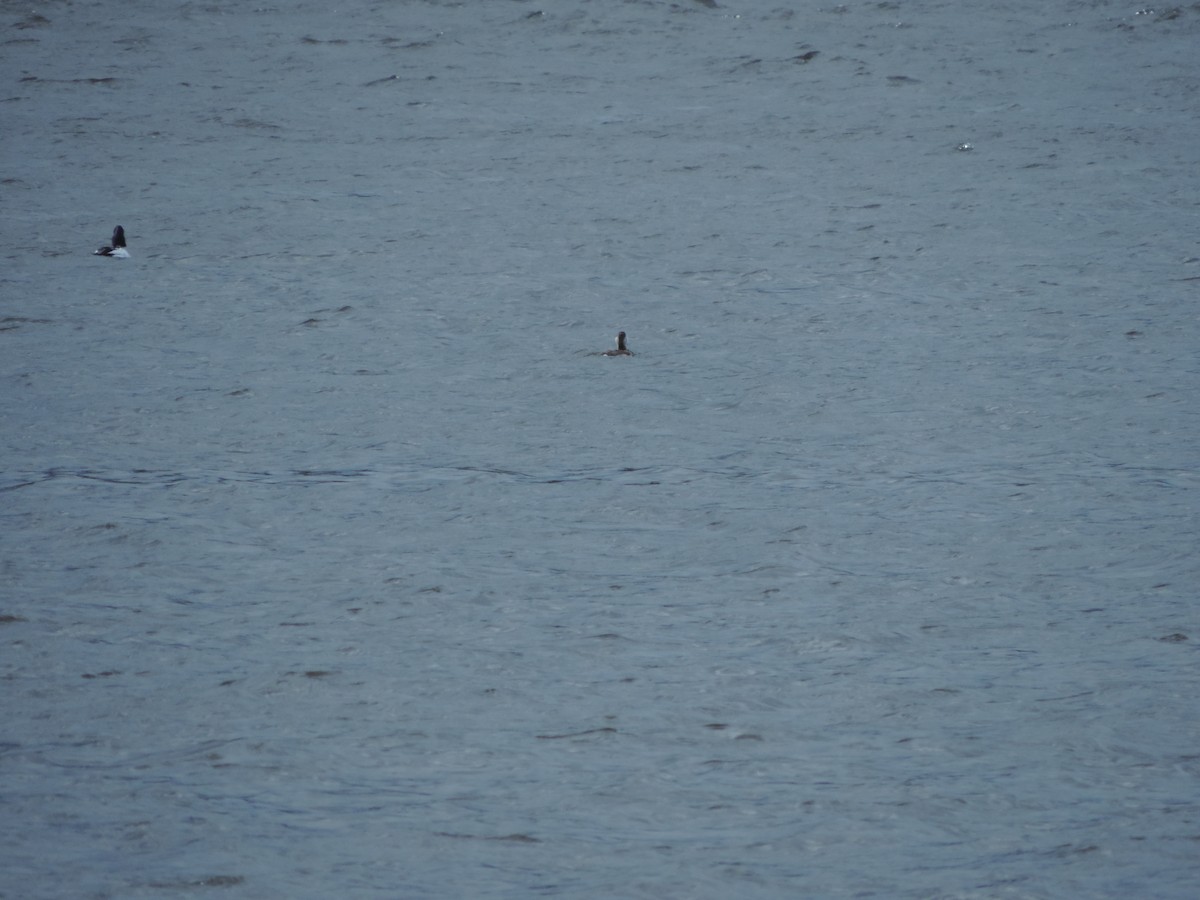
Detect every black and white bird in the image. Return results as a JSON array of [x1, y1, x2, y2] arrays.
[[603, 331, 633, 356], [94, 225, 129, 258]]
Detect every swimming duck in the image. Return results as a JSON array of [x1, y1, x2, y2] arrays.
[[603, 331, 633, 356], [94, 225, 129, 258]]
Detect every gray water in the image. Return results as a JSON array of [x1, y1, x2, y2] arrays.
[[2, 1, 1198, 897]]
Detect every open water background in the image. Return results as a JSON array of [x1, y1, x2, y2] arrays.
[[2, 1, 1198, 896]]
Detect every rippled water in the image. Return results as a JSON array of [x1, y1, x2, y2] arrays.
[[3, 1, 1198, 897]]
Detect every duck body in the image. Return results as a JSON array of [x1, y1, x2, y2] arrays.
[[603, 331, 633, 356], [94, 225, 129, 258]]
